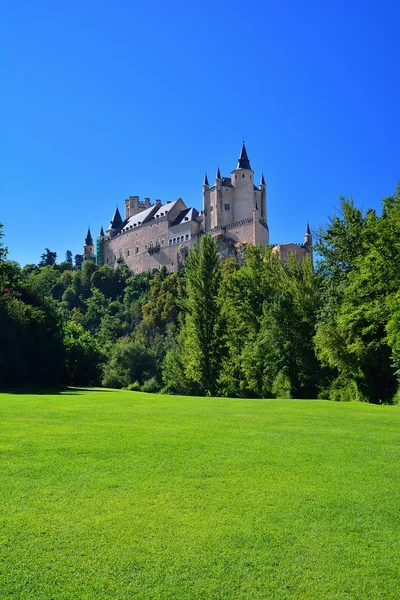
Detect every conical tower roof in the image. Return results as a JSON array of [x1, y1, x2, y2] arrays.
[[237, 142, 251, 170], [204, 173, 209, 186], [99, 226, 105, 237], [110, 207, 123, 229], [216, 166, 221, 179], [85, 228, 93, 246]]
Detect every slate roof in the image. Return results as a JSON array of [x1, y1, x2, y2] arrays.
[[120, 204, 158, 233], [151, 199, 180, 220], [110, 207, 123, 229], [85, 228, 93, 245], [237, 142, 251, 170], [170, 207, 199, 226]]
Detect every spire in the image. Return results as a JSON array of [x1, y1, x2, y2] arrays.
[[110, 207, 123, 229], [237, 142, 251, 170], [99, 226, 105, 237], [216, 166, 221, 179], [306, 222, 311, 235], [204, 172, 209, 186], [85, 228, 93, 246], [260, 172, 265, 186]]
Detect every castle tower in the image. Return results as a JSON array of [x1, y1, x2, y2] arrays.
[[96, 226, 105, 266], [304, 223, 312, 253], [230, 143, 256, 223], [260, 173, 267, 222], [202, 173, 210, 231], [83, 228, 95, 262]]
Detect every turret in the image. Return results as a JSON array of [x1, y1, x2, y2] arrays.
[[260, 172, 267, 222], [96, 226, 105, 266], [230, 142, 255, 222], [202, 173, 210, 232], [304, 223, 312, 248], [83, 227, 95, 262], [107, 207, 123, 238]]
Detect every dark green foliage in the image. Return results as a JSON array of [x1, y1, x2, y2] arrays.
[[38, 248, 57, 267], [102, 338, 153, 389], [74, 254, 83, 269], [62, 321, 104, 386], [180, 235, 225, 396], [65, 250, 73, 264]]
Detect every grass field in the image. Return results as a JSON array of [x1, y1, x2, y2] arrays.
[[1, 389, 399, 600]]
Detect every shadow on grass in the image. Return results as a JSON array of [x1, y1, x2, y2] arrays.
[[0, 386, 114, 395]]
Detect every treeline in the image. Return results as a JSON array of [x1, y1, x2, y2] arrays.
[[1, 184, 400, 402]]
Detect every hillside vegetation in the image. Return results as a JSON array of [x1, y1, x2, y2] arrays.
[[2, 184, 400, 402], [1, 389, 399, 599]]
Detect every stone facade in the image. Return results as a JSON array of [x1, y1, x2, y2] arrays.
[[84, 144, 311, 274]]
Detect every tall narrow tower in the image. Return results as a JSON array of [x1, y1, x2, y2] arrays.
[[83, 228, 95, 262], [230, 143, 255, 222], [202, 173, 210, 232], [260, 173, 267, 223]]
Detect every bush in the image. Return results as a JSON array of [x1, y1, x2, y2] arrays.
[[141, 377, 160, 393], [272, 371, 292, 399], [391, 388, 400, 405], [102, 337, 153, 389], [328, 376, 366, 402], [126, 381, 141, 392]]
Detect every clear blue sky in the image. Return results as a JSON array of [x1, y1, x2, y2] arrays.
[[2, 0, 399, 266]]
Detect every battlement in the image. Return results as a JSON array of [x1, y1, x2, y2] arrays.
[[125, 196, 161, 219]]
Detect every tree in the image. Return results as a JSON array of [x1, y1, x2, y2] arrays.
[[74, 254, 83, 269], [181, 235, 224, 395], [39, 248, 57, 267], [65, 250, 73, 264], [0, 223, 8, 263]]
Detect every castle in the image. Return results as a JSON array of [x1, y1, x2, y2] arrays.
[[83, 143, 312, 273]]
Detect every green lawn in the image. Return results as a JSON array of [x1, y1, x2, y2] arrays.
[[1, 390, 399, 599]]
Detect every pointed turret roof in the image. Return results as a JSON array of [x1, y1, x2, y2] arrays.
[[237, 142, 251, 169], [306, 222, 311, 235], [99, 226, 105, 237], [85, 228, 93, 246], [260, 173, 265, 185], [110, 207, 123, 229], [216, 166, 221, 179], [204, 172, 209, 186]]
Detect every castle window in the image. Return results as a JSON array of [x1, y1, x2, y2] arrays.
[[210, 205, 213, 211], [242, 174, 245, 178], [173, 237, 176, 243], [127, 249, 130, 256], [169, 239, 172, 245], [113, 255, 116, 261], [185, 234, 189, 240], [224, 203, 230, 210], [161, 239, 164, 245], [106, 258, 108, 264], [136, 247, 139, 254]]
